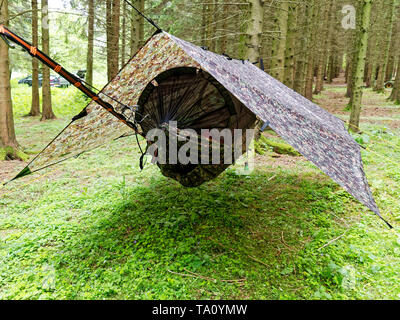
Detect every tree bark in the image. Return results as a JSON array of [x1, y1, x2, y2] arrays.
[[245, 0, 264, 63], [211, 0, 219, 53], [374, 0, 395, 93], [385, 53, 395, 81], [121, 0, 126, 66], [389, 53, 400, 103], [365, 41, 374, 88], [0, 0, 25, 160], [28, 0, 40, 116], [107, 0, 120, 80], [367, 1, 383, 89], [313, 2, 331, 95], [106, 0, 112, 80], [293, 3, 307, 94], [86, 0, 94, 87], [283, 3, 296, 88], [220, 3, 228, 53], [40, 0, 56, 120], [326, 1, 338, 83], [130, 0, 144, 56], [349, 0, 372, 133], [304, 0, 316, 100], [346, 51, 354, 97], [271, 0, 289, 82]]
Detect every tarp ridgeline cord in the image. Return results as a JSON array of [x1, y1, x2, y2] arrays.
[[124, 0, 162, 32]]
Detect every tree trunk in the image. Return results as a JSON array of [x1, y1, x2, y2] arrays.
[[367, 1, 384, 90], [211, 0, 219, 53], [385, 53, 395, 81], [293, 3, 308, 94], [86, 0, 94, 87], [220, 3, 228, 53], [326, 1, 338, 84], [40, 0, 55, 120], [365, 47, 374, 88], [0, 0, 25, 160], [106, 0, 112, 79], [314, 2, 331, 95], [245, 0, 264, 63], [130, 0, 144, 56], [374, 0, 395, 93], [139, 0, 145, 47], [304, 0, 317, 100], [28, 0, 40, 116], [121, 0, 126, 66], [389, 54, 400, 103], [201, 3, 207, 47], [205, 1, 213, 50], [346, 0, 364, 101], [349, 0, 372, 133], [271, 0, 289, 82], [283, 4, 296, 88], [108, 0, 120, 80], [346, 51, 354, 97]]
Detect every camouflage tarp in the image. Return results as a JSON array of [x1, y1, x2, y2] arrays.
[[11, 31, 388, 226]]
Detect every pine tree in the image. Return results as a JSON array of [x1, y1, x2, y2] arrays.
[[86, 0, 95, 87], [304, 0, 317, 100], [349, 0, 372, 132], [271, 0, 289, 82], [0, 0, 26, 160], [245, 0, 264, 63], [40, 0, 56, 120], [130, 0, 144, 56], [283, 3, 296, 88], [389, 54, 400, 103], [374, 0, 396, 92], [28, 0, 40, 116]]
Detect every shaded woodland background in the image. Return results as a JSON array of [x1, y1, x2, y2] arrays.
[[1, 0, 400, 159]]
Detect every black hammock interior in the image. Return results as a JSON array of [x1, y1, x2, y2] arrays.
[[136, 67, 257, 187]]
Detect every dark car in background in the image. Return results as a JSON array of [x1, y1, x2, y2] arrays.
[[19, 69, 86, 88], [18, 75, 61, 88], [18, 74, 44, 87], [18, 75, 38, 85]]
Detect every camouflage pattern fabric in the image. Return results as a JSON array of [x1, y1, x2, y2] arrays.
[[11, 31, 386, 224], [19, 32, 200, 174], [166, 33, 384, 222]]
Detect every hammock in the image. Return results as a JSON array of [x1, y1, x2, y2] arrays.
[[136, 67, 256, 186]]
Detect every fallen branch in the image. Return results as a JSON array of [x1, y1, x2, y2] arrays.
[[317, 232, 347, 251], [247, 254, 269, 268], [281, 231, 296, 251]]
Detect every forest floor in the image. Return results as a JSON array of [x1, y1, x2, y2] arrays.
[[0, 77, 400, 299]]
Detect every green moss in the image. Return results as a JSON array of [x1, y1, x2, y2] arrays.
[[14, 149, 29, 162], [0, 148, 6, 161], [0, 146, 29, 161], [254, 141, 267, 155], [255, 135, 300, 156]]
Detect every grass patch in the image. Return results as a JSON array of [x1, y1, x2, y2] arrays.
[[0, 82, 400, 299]]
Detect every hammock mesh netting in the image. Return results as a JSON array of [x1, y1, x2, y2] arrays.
[[137, 67, 257, 186]]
